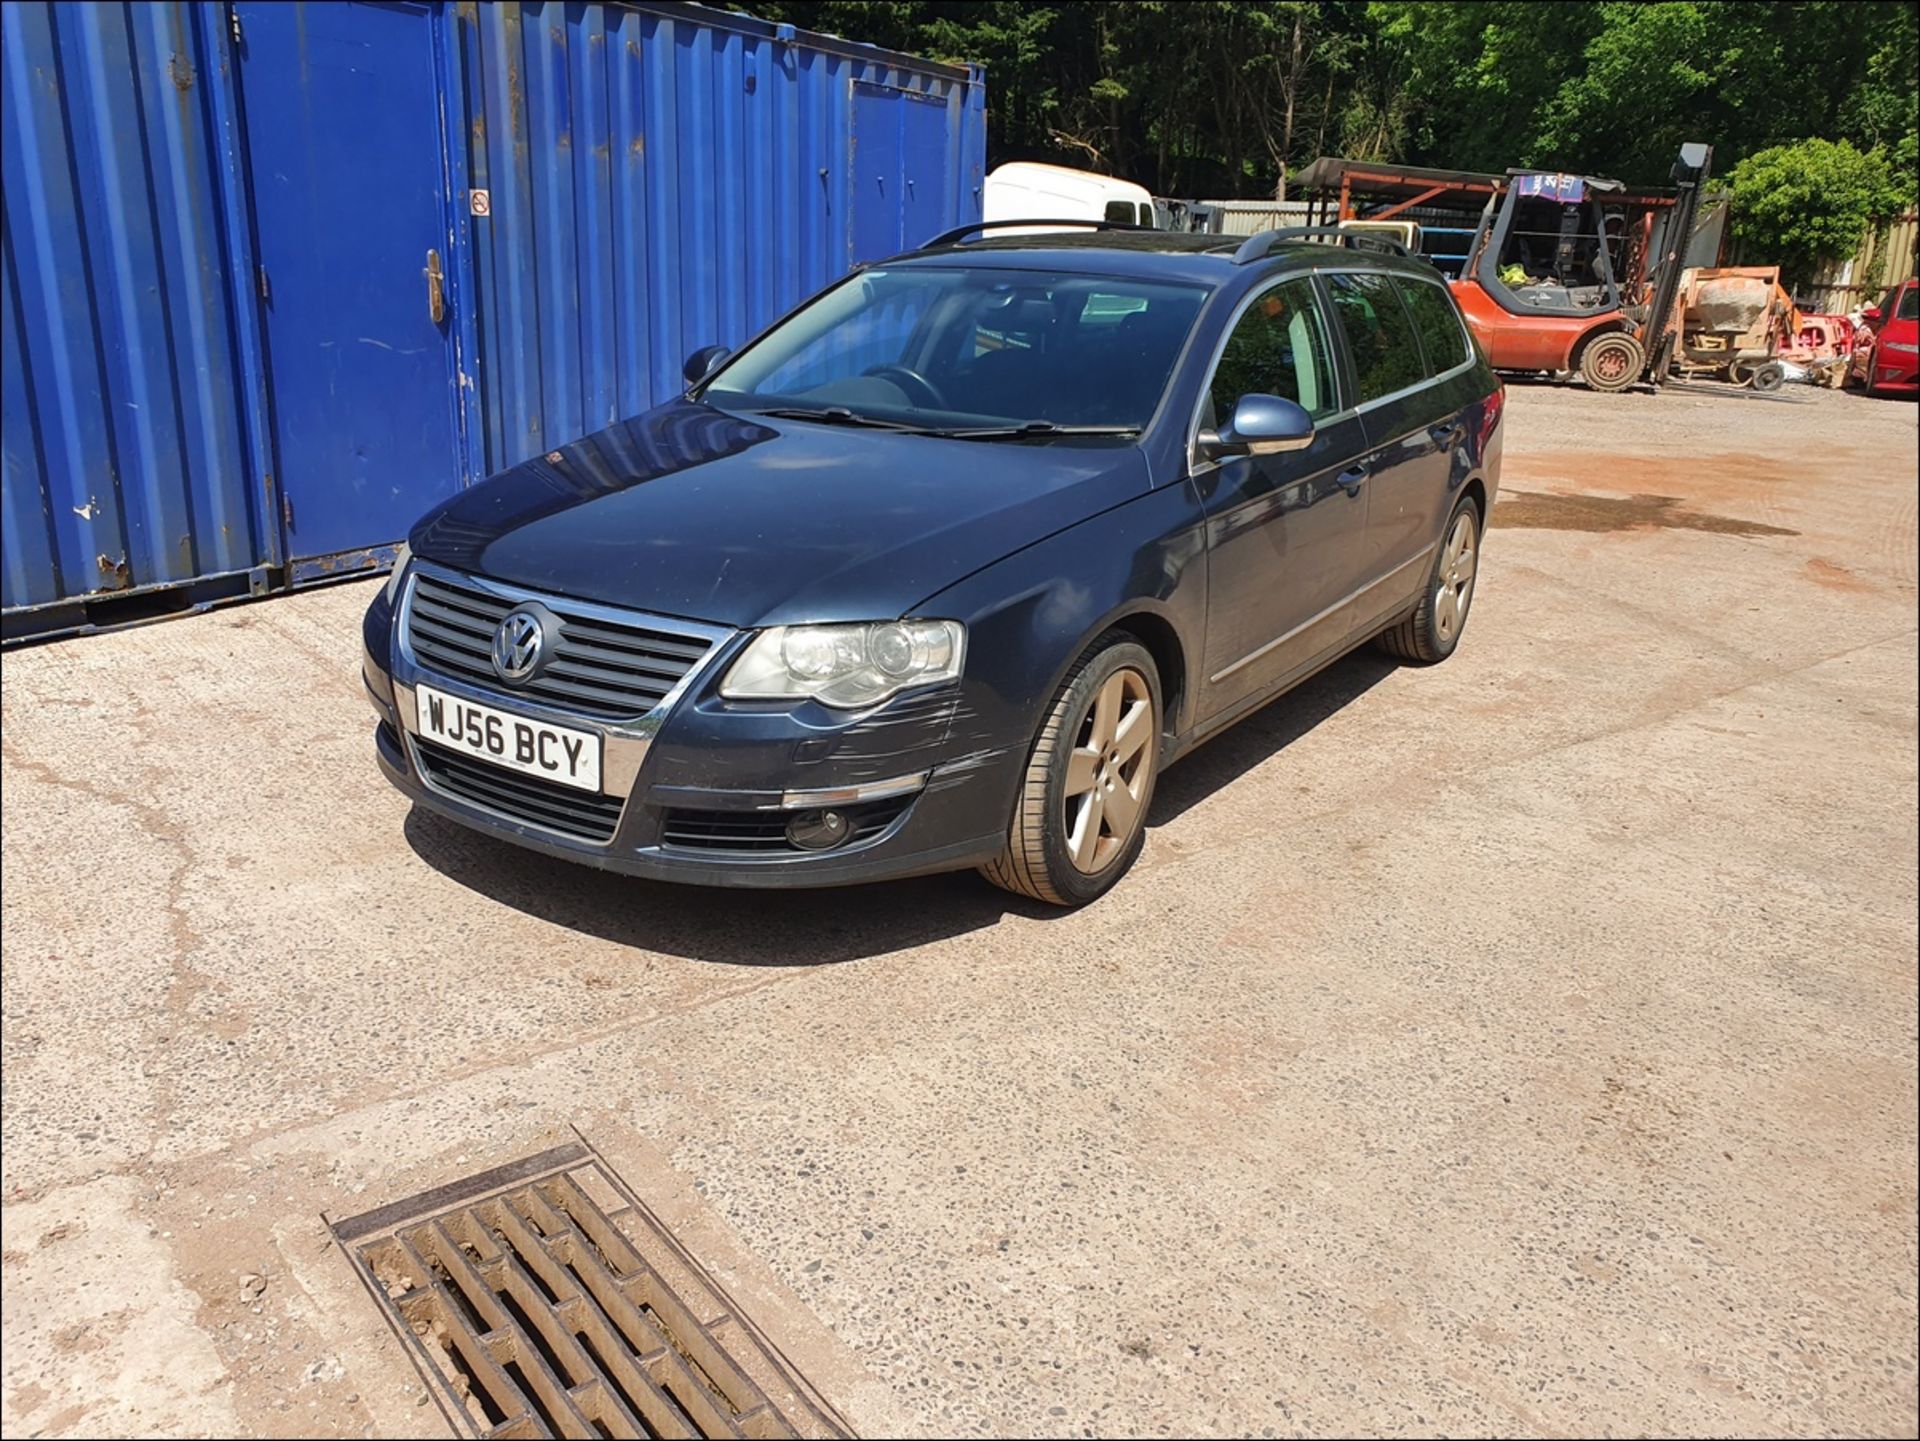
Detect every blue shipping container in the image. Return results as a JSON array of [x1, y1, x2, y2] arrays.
[[1, 0, 278, 622], [455, 1, 987, 475], [0, 1, 985, 642]]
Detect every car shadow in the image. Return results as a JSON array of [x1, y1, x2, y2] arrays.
[[402, 648, 1397, 963], [403, 805, 1046, 965], [1147, 648, 1399, 825]]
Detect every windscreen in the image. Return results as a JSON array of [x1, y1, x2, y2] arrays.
[[705, 267, 1208, 431]]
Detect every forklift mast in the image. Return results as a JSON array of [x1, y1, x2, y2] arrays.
[[1640, 143, 1714, 381]]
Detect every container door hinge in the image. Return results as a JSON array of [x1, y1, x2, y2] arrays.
[[230, 10, 242, 44], [256, 264, 269, 301], [282, 493, 294, 531]]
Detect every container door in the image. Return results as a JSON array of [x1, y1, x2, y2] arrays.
[[851, 83, 952, 263], [236, 0, 459, 568]]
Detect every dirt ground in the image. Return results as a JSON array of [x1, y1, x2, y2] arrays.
[[2, 379, 1915, 1439]]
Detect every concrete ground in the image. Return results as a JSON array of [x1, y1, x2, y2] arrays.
[[2, 380, 1915, 1439]]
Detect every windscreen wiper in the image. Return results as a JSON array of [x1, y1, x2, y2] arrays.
[[930, 421, 1143, 441], [753, 405, 933, 432]]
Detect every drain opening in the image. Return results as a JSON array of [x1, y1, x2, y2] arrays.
[[333, 1141, 848, 1439]]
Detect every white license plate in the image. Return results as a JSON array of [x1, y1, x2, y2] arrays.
[[414, 684, 602, 792]]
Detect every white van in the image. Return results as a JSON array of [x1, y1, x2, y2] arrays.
[[981, 162, 1158, 233]]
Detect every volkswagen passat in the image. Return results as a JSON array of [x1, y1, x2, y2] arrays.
[[363, 225, 1503, 905]]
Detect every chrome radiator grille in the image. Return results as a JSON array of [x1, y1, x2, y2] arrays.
[[406, 571, 714, 720]]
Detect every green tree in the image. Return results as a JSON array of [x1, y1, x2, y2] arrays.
[[742, 0, 1917, 213], [1728, 138, 1901, 286], [1368, 0, 1600, 173]]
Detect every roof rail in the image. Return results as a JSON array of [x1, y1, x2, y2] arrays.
[[916, 218, 1144, 249], [1232, 225, 1410, 264]]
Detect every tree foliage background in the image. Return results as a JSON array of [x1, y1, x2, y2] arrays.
[[745, 0, 1917, 270]]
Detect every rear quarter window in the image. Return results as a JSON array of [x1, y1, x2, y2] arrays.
[[1393, 275, 1474, 376], [1327, 273, 1426, 404]]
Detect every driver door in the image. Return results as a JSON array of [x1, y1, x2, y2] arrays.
[[1193, 277, 1370, 723]]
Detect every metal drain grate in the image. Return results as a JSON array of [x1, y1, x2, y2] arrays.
[[331, 1141, 848, 1439]]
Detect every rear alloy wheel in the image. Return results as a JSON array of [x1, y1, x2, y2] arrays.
[[1579, 331, 1645, 393], [981, 636, 1161, 906], [1376, 500, 1480, 664]]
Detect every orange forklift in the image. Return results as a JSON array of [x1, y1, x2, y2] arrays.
[[1450, 143, 1713, 392]]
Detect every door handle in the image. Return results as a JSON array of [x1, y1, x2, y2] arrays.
[[1429, 420, 1466, 447], [1334, 466, 1367, 497], [424, 248, 445, 325]]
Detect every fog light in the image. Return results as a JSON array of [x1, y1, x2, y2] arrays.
[[785, 808, 851, 850]]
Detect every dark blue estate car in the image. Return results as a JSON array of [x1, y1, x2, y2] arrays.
[[364, 225, 1503, 905]]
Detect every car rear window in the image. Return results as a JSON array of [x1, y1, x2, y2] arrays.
[[1393, 275, 1473, 376], [1326, 273, 1426, 404]]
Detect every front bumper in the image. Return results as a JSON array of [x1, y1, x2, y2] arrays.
[[363, 576, 1017, 889]]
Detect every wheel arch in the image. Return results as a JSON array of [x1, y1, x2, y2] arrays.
[[1459, 475, 1489, 525], [1098, 607, 1187, 740]]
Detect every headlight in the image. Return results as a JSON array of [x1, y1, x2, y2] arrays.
[[381, 541, 411, 606], [720, 620, 965, 708]]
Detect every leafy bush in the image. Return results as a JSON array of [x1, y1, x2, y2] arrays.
[[1728, 138, 1902, 286]]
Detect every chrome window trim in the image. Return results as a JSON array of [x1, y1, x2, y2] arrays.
[[392, 559, 737, 800], [1323, 270, 1477, 414], [1352, 352, 1476, 416]]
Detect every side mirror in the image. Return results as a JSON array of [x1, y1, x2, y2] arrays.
[[683, 344, 731, 386], [1861, 305, 1882, 324], [1197, 393, 1315, 461]]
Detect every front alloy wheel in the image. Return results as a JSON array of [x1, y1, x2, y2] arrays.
[[1063, 666, 1154, 874], [982, 635, 1161, 906]]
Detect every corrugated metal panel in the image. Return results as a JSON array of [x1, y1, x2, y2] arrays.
[[454, 0, 986, 476], [1202, 200, 1314, 237], [1, 1, 273, 615], [3, 0, 985, 640]]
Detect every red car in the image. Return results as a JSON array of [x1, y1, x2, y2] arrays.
[[1854, 278, 1918, 397]]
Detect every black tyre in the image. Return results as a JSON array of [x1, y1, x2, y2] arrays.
[[1579, 331, 1645, 393], [981, 635, 1162, 907], [1376, 498, 1481, 665], [1750, 361, 1787, 393]]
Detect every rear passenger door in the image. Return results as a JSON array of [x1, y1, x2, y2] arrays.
[[1324, 271, 1465, 631], [1192, 277, 1369, 722]]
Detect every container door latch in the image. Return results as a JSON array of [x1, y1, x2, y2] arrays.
[[424, 248, 445, 325]]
